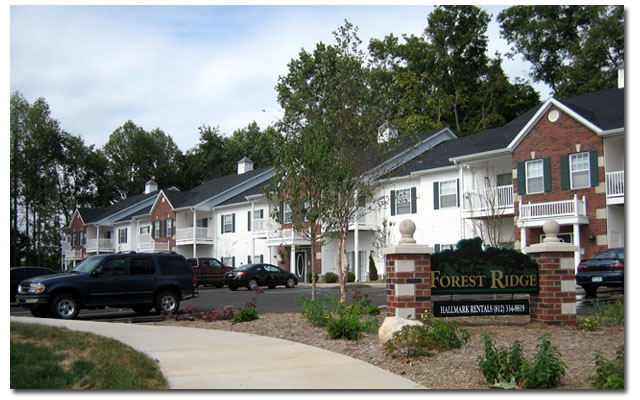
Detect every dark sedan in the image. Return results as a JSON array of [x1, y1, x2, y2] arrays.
[[224, 263, 298, 291], [576, 248, 624, 297], [10, 267, 56, 302]]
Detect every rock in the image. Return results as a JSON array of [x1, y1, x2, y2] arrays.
[[378, 316, 423, 344]]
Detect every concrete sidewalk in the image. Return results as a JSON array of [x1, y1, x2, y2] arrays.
[[10, 316, 425, 390]]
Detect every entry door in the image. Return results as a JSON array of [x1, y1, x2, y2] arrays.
[[295, 252, 306, 282]]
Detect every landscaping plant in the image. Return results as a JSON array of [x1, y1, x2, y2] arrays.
[[588, 345, 624, 389], [232, 287, 263, 323], [477, 332, 566, 389], [385, 313, 470, 358]]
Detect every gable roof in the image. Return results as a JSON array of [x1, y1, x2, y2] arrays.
[[388, 87, 624, 179]]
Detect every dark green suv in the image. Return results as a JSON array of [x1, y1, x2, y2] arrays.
[[16, 252, 198, 319]]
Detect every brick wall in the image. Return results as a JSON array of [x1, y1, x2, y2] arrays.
[[528, 251, 577, 326], [151, 194, 176, 250], [384, 253, 432, 319], [512, 106, 607, 260]]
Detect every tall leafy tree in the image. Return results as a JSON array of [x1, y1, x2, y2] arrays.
[[369, 5, 540, 136], [103, 120, 183, 199], [274, 21, 387, 302], [498, 5, 624, 97]]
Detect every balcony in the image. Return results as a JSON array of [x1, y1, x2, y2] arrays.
[[352, 207, 379, 230], [606, 170, 624, 205], [85, 238, 114, 253], [137, 234, 170, 252], [252, 218, 278, 238], [175, 227, 213, 245], [266, 228, 310, 246], [518, 195, 588, 227], [462, 185, 514, 218]]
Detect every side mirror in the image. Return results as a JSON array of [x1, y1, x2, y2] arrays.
[[91, 269, 101, 277]]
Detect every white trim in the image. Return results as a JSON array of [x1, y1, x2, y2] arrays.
[[507, 99, 603, 151], [449, 148, 511, 163]]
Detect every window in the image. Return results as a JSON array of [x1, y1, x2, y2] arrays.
[[165, 218, 174, 237], [282, 203, 293, 223], [396, 189, 412, 214], [390, 187, 417, 215], [99, 258, 126, 276], [140, 225, 150, 235], [222, 214, 235, 234], [525, 159, 544, 194], [130, 257, 154, 275], [570, 152, 590, 189], [153, 220, 162, 238], [439, 180, 458, 208], [118, 228, 128, 244], [496, 173, 512, 187], [222, 256, 235, 267]]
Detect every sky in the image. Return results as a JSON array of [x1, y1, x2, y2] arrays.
[[11, 3, 555, 152]]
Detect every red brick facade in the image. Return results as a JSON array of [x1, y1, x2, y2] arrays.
[[71, 214, 86, 258], [528, 251, 577, 326], [512, 106, 607, 261], [384, 253, 432, 319], [151, 193, 176, 251]]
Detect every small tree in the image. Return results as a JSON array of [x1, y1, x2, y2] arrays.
[[368, 253, 379, 281]]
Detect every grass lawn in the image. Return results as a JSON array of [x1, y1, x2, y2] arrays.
[[10, 322, 168, 389]]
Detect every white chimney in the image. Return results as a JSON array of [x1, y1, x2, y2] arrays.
[[145, 179, 158, 194], [237, 157, 254, 174], [377, 121, 398, 143], [618, 63, 624, 88]]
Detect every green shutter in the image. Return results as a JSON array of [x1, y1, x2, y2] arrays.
[[248, 211, 252, 231], [433, 182, 440, 210], [456, 179, 460, 207], [410, 187, 417, 214], [517, 162, 526, 195], [543, 157, 552, 193], [390, 190, 396, 216], [232, 213, 236, 233], [221, 215, 224, 234], [589, 150, 599, 187], [279, 203, 284, 222], [560, 155, 570, 190]]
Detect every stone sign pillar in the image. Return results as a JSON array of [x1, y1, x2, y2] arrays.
[[382, 219, 434, 320], [525, 220, 578, 326]]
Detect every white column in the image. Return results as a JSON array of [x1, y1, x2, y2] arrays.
[[520, 227, 527, 254], [251, 201, 256, 262], [354, 215, 360, 282], [573, 223, 581, 269], [96, 225, 100, 254], [192, 209, 197, 258]]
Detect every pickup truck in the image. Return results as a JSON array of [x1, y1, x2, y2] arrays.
[[188, 257, 234, 288]]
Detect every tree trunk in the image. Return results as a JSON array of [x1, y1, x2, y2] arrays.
[[338, 232, 349, 303]]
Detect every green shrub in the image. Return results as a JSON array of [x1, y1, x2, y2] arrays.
[[588, 345, 624, 389], [591, 299, 624, 326], [578, 317, 602, 331], [232, 306, 259, 323], [368, 254, 379, 281], [323, 272, 338, 283], [296, 293, 337, 327], [477, 332, 566, 389], [347, 271, 356, 282], [325, 301, 378, 340], [385, 314, 470, 358], [306, 271, 319, 283]]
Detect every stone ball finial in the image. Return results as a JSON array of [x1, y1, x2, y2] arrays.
[[398, 219, 417, 244], [542, 220, 561, 243]]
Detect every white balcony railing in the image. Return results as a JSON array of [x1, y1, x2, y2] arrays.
[[267, 228, 308, 242], [85, 238, 114, 253], [63, 249, 83, 260], [253, 218, 278, 233], [137, 234, 170, 252], [463, 185, 514, 215], [175, 227, 213, 243], [519, 195, 587, 222], [606, 171, 624, 198]]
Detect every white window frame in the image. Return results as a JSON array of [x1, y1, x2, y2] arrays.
[[439, 180, 458, 208], [395, 188, 412, 215], [153, 220, 162, 238], [118, 228, 128, 244], [139, 225, 150, 235], [570, 152, 590, 189], [222, 214, 234, 234], [525, 159, 544, 194]]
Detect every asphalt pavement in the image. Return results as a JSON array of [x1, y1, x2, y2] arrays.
[[10, 315, 425, 390]]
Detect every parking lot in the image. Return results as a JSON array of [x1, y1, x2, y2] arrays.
[[10, 283, 622, 323]]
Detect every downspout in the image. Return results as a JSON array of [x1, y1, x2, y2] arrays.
[[192, 208, 197, 258]]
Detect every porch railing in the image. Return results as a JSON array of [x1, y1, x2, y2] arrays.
[[85, 238, 114, 253], [519, 195, 587, 221], [175, 227, 213, 242], [462, 185, 514, 214], [137, 233, 170, 252], [606, 170, 624, 198]]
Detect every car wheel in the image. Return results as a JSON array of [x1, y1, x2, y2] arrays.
[[582, 285, 598, 297], [30, 305, 49, 318], [285, 277, 296, 288], [268, 285, 276, 289], [155, 291, 180, 314], [247, 279, 258, 290], [50, 294, 79, 319], [229, 285, 238, 291]]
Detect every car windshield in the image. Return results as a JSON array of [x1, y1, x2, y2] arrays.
[[592, 249, 624, 259], [72, 255, 108, 273], [235, 264, 259, 271]]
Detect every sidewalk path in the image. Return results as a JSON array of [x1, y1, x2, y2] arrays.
[[11, 316, 425, 390]]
